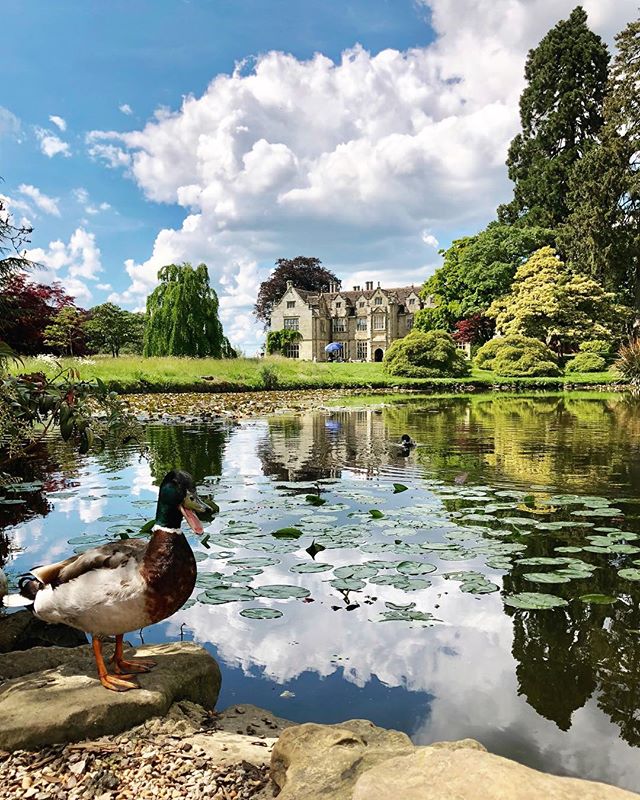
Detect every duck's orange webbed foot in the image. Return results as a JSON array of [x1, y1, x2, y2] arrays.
[[99, 672, 140, 692], [92, 637, 140, 692], [112, 634, 157, 674]]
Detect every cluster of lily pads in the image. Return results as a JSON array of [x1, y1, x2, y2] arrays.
[[8, 470, 638, 622]]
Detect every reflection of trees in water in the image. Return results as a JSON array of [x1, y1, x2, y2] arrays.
[[0, 443, 63, 568], [503, 554, 640, 746], [145, 424, 228, 484], [397, 393, 640, 494]]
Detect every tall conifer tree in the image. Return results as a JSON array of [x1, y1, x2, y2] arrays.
[[498, 6, 609, 227], [561, 17, 640, 307], [143, 263, 234, 357]]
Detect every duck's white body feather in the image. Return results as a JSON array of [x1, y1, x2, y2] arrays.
[[34, 558, 150, 637]]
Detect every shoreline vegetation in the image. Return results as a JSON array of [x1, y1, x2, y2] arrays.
[[13, 355, 625, 396]]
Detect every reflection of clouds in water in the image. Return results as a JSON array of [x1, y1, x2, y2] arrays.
[[8, 519, 44, 552], [415, 626, 640, 793], [223, 422, 268, 478], [130, 460, 156, 496], [168, 560, 508, 689], [167, 556, 640, 792]]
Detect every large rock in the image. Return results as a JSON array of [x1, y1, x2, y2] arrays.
[[0, 641, 221, 751], [352, 746, 638, 800], [270, 722, 639, 800], [0, 609, 87, 653], [270, 719, 415, 800]]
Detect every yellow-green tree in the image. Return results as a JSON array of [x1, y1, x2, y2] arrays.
[[488, 247, 629, 354]]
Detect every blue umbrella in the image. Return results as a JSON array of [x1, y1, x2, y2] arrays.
[[325, 342, 343, 353]]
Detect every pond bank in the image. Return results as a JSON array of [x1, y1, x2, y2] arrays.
[[123, 384, 625, 421]]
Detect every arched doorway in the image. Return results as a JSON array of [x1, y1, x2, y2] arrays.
[[374, 348, 384, 362]]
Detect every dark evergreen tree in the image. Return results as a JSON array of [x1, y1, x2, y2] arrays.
[[561, 17, 640, 307], [143, 263, 234, 357], [498, 7, 609, 227]]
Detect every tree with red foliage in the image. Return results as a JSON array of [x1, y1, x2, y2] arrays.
[[453, 314, 495, 346], [0, 273, 76, 355], [254, 256, 338, 327]]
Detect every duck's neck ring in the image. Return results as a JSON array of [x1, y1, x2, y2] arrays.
[[152, 523, 183, 534]]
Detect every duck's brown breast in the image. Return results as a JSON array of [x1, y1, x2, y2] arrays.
[[141, 530, 197, 624]]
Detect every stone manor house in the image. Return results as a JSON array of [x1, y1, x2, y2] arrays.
[[268, 279, 435, 362]]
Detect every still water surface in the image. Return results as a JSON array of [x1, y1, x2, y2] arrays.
[[2, 392, 640, 791]]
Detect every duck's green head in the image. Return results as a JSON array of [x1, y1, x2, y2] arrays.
[[155, 470, 207, 533]]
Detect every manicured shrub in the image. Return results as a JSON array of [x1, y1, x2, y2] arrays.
[[579, 339, 612, 356], [475, 335, 560, 377], [615, 339, 640, 385], [384, 330, 470, 378], [565, 352, 607, 374]]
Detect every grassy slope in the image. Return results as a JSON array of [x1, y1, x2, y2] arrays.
[[14, 355, 623, 393]]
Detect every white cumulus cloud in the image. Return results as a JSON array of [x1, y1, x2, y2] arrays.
[[91, 0, 637, 353], [27, 227, 103, 304], [18, 184, 60, 217], [119, 103, 133, 115], [36, 127, 71, 158], [48, 115, 67, 132]]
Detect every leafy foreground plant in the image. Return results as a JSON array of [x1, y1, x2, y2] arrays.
[[0, 353, 141, 467], [615, 339, 640, 386]]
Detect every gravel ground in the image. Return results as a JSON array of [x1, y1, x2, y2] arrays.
[[1, 737, 271, 800]]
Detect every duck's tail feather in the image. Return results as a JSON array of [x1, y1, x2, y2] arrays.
[[2, 593, 34, 608], [2, 575, 43, 608]]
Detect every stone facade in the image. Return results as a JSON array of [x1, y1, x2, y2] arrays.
[[268, 280, 433, 362]]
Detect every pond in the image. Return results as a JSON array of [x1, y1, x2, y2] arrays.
[[2, 392, 640, 792]]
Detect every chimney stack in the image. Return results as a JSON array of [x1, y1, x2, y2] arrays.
[[365, 281, 373, 291]]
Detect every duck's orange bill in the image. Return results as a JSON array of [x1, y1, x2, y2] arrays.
[[180, 505, 204, 534]]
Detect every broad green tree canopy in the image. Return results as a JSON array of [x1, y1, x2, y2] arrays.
[[417, 223, 555, 331], [143, 263, 233, 358], [86, 303, 145, 357]]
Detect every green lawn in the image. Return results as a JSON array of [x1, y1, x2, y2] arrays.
[[12, 354, 624, 394]]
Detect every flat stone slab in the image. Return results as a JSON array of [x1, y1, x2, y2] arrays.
[[0, 642, 221, 751], [353, 746, 639, 800], [271, 721, 639, 800]]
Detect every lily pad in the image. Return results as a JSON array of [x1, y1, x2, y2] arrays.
[[256, 584, 311, 599], [227, 557, 281, 567], [504, 592, 569, 610], [393, 484, 409, 494], [290, 562, 333, 573], [619, 568, 640, 581], [396, 561, 437, 576], [579, 594, 618, 604], [272, 528, 303, 539], [329, 578, 367, 591], [369, 509, 384, 519], [240, 608, 284, 620], [524, 572, 572, 584], [198, 585, 256, 604]]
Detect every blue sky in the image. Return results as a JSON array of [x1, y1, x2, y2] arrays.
[[1, 0, 637, 352]]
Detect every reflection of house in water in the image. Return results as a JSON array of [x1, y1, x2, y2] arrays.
[[257, 409, 390, 480]]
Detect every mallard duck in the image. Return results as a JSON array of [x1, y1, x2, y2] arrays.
[[400, 434, 416, 449], [2, 470, 207, 692]]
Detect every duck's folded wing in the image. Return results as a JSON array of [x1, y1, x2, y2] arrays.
[[32, 541, 147, 587]]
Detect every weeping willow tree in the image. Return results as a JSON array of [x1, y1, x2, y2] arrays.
[[143, 262, 235, 358]]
